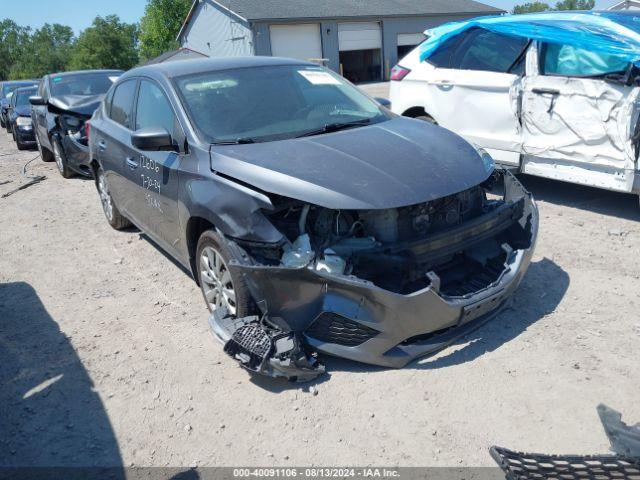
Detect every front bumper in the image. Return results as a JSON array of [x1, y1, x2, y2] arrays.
[[15, 125, 35, 143], [228, 172, 538, 368], [61, 135, 91, 177]]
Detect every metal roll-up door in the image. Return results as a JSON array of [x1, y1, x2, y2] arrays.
[[338, 22, 382, 52], [269, 24, 323, 61]]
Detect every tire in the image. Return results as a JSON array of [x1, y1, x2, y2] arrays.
[[52, 137, 75, 178], [196, 229, 253, 317], [96, 167, 132, 230], [36, 132, 54, 162]]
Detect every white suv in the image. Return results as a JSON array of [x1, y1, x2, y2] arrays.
[[390, 25, 640, 198]]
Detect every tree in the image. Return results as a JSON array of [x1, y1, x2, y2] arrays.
[[512, 1, 551, 13], [512, 0, 594, 13], [553, 0, 595, 10], [69, 15, 139, 71], [139, 0, 192, 61], [0, 20, 31, 80], [9, 24, 75, 79]]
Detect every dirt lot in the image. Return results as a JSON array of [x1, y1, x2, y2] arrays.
[[1, 111, 639, 468]]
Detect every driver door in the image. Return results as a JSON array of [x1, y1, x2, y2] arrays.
[[520, 42, 640, 192]]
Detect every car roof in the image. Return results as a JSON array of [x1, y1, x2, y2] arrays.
[[46, 69, 124, 79], [14, 86, 37, 93], [122, 56, 316, 81]]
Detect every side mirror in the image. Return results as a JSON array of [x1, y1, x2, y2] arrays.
[[29, 96, 46, 106], [375, 97, 391, 108], [131, 126, 175, 152]]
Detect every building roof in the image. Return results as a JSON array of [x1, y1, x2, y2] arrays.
[[143, 47, 208, 66], [180, 0, 503, 31]]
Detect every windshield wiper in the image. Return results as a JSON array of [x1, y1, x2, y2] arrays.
[[296, 118, 372, 138], [212, 137, 256, 145]]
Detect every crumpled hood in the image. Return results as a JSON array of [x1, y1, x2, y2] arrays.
[[48, 94, 104, 117], [209, 117, 491, 209]]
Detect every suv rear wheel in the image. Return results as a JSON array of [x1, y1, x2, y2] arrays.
[[196, 230, 252, 317], [96, 167, 131, 230]]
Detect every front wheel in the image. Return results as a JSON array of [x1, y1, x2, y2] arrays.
[[52, 137, 75, 178], [96, 167, 132, 230], [196, 230, 253, 317], [36, 132, 54, 162]]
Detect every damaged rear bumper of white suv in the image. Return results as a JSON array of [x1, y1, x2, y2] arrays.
[[210, 169, 538, 380]]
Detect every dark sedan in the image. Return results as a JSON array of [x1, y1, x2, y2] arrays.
[[89, 57, 538, 380], [1, 80, 38, 129], [30, 69, 122, 178], [8, 86, 38, 150]]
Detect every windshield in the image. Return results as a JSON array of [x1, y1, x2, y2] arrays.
[[3, 83, 34, 98], [175, 65, 389, 143], [14, 89, 36, 107], [50, 72, 120, 97]]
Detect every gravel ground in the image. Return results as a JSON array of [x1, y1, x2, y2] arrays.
[[1, 113, 639, 469]]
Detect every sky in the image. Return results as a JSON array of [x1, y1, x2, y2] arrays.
[[0, 0, 620, 33]]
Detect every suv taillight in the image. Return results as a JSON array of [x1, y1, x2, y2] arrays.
[[84, 121, 90, 139], [390, 65, 411, 81]]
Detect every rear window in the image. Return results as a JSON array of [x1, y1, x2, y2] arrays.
[[50, 72, 120, 97], [109, 80, 137, 129], [14, 89, 36, 107], [541, 43, 628, 77]]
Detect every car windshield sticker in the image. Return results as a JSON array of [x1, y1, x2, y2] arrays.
[[53, 77, 63, 83], [298, 70, 341, 85]]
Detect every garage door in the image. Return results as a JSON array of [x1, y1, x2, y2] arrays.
[[269, 24, 322, 61], [338, 22, 382, 51]]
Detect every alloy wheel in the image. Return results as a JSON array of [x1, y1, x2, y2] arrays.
[[199, 246, 236, 314], [53, 140, 64, 174], [98, 172, 114, 222]]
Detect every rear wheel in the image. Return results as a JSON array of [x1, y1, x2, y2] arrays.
[[52, 137, 75, 178], [96, 167, 131, 230], [196, 230, 252, 317], [36, 132, 54, 162]]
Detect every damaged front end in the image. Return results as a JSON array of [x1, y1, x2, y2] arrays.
[[211, 168, 537, 378], [48, 95, 99, 176]]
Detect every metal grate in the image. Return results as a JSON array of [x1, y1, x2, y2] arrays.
[[305, 312, 379, 347], [490, 446, 640, 480]]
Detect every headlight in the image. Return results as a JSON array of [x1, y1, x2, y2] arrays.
[[475, 147, 495, 174], [16, 117, 32, 127]]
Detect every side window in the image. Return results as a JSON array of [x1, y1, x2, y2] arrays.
[[37, 80, 45, 98], [103, 88, 114, 117], [109, 80, 137, 129], [541, 43, 628, 77], [425, 34, 464, 69], [451, 28, 528, 73], [135, 80, 177, 136]]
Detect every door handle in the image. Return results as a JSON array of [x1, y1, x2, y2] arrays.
[[98, 140, 107, 152], [532, 88, 560, 113], [532, 88, 560, 95], [126, 157, 139, 170]]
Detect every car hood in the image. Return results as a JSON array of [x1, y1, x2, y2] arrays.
[[14, 105, 31, 117], [48, 94, 104, 117], [209, 117, 491, 210]]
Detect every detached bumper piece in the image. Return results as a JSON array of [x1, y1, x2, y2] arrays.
[[210, 308, 325, 382], [491, 405, 640, 480], [490, 447, 640, 480]]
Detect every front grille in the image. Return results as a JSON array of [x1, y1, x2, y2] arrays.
[[490, 446, 640, 480], [305, 312, 379, 347]]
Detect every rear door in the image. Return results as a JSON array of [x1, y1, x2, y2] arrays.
[[520, 42, 640, 192], [411, 28, 528, 166], [125, 78, 183, 252], [98, 78, 139, 217]]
